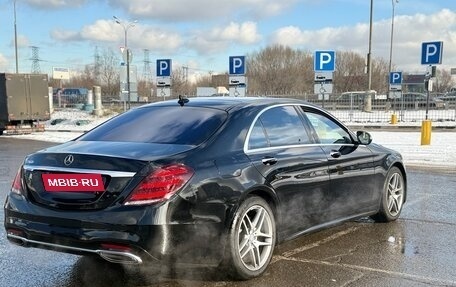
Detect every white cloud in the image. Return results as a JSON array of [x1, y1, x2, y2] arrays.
[[132, 28, 183, 52], [0, 54, 8, 71], [50, 30, 82, 41], [50, 20, 183, 53], [189, 21, 262, 54], [221, 22, 261, 44], [50, 19, 259, 56], [108, 0, 297, 21], [23, 0, 86, 9], [270, 8, 456, 72], [50, 20, 117, 42], [81, 20, 120, 42]]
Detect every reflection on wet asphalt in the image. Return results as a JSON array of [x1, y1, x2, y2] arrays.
[[1, 138, 456, 287]]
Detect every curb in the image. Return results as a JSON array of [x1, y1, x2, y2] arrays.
[[44, 126, 456, 134], [406, 164, 456, 174], [348, 125, 456, 132]]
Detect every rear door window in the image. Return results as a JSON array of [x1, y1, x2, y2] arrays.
[[248, 120, 269, 149], [248, 105, 311, 149]]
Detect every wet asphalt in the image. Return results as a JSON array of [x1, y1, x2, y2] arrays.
[[1, 137, 455, 287]]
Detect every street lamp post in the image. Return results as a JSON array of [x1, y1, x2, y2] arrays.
[[388, 0, 398, 77], [388, 0, 399, 110], [113, 16, 137, 110], [14, 0, 19, 73], [365, 0, 373, 112]]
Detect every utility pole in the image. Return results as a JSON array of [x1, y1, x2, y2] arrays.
[[143, 49, 152, 99], [14, 0, 19, 73], [113, 16, 137, 110], [388, 0, 399, 115], [365, 0, 373, 112]]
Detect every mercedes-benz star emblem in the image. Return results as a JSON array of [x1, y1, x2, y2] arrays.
[[64, 155, 74, 166]]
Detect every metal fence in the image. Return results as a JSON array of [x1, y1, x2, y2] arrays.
[[309, 99, 455, 124], [52, 93, 456, 128], [280, 94, 456, 126]]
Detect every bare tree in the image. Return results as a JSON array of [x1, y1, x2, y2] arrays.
[[137, 78, 155, 101], [66, 65, 95, 89], [194, 74, 213, 87], [247, 45, 313, 96], [170, 67, 188, 97], [434, 69, 455, 93], [334, 51, 367, 93], [98, 48, 120, 99], [370, 57, 389, 95]]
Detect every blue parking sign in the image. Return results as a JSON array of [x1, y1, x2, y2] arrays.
[[314, 51, 335, 71], [421, 41, 443, 65], [229, 56, 246, 75], [389, 72, 402, 84], [156, 59, 172, 77]]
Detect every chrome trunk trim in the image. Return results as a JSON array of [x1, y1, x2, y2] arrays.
[[23, 165, 135, 178]]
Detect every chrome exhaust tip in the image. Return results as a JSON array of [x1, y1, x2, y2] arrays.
[[6, 233, 27, 247], [97, 250, 143, 264]]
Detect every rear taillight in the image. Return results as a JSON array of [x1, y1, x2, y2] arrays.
[[124, 164, 194, 205], [11, 167, 23, 195]]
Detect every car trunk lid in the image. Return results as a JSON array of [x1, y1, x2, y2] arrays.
[[22, 141, 194, 210]]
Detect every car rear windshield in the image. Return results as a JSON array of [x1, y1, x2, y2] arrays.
[[78, 106, 227, 145]]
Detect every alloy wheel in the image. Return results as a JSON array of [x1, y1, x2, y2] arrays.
[[387, 172, 404, 217], [237, 205, 274, 271]]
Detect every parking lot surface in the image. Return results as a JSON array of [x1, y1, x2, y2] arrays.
[[1, 138, 455, 287]]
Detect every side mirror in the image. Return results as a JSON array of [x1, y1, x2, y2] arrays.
[[356, 131, 372, 145]]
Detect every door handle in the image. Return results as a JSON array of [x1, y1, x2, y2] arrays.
[[330, 150, 341, 158], [262, 157, 278, 165]]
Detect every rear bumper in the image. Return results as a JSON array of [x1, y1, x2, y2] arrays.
[[4, 194, 226, 267], [6, 232, 143, 264]]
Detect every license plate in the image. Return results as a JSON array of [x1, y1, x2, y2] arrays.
[[42, 173, 105, 192]]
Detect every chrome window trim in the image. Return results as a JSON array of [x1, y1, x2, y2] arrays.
[[243, 103, 302, 153], [244, 103, 365, 154], [23, 165, 135, 178], [245, 143, 357, 154]]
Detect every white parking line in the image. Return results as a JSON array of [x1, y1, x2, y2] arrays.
[[272, 226, 359, 263]]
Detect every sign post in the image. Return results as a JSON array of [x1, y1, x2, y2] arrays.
[[420, 41, 443, 145], [389, 71, 402, 124], [229, 56, 246, 97], [156, 59, 172, 100], [314, 51, 335, 105]]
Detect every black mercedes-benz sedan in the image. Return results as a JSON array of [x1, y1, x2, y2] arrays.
[[4, 97, 406, 279]]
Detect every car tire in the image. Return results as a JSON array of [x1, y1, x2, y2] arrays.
[[371, 166, 405, 222], [224, 196, 276, 280]]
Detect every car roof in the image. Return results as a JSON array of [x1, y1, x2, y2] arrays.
[[141, 96, 314, 112]]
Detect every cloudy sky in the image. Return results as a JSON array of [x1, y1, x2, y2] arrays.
[[0, 0, 455, 80]]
